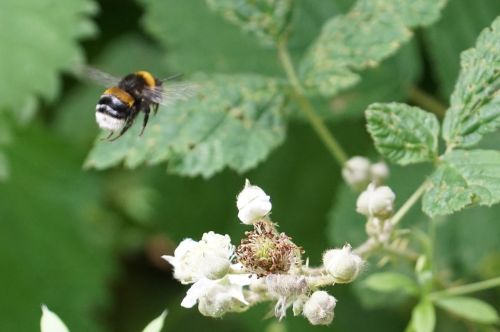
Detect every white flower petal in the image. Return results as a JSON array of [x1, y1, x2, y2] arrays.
[[227, 274, 256, 286], [161, 255, 174, 265], [40, 305, 70, 332], [141, 310, 167, 332], [181, 279, 213, 308]]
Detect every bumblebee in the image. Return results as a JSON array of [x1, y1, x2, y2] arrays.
[[82, 67, 195, 141]]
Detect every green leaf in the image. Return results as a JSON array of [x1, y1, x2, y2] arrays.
[[436, 204, 500, 278], [0, 125, 115, 331], [362, 272, 420, 296], [423, 149, 500, 217], [410, 299, 436, 332], [311, 40, 423, 121], [442, 17, 500, 148], [85, 74, 287, 177], [366, 103, 440, 165], [139, 0, 281, 75], [142, 310, 167, 332], [299, 0, 446, 97], [0, 0, 97, 118], [435, 296, 499, 324], [423, 0, 500, 98], [205, 0, 293, 45], [0, 151, 8, 181]]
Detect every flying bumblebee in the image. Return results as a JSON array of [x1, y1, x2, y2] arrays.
[[80, 66, 196, 141]]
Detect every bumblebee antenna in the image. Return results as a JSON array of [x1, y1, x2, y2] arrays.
[[164, 73, 183, 81]]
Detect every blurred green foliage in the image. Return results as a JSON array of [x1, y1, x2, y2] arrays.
[[0, 0, 499, 331]]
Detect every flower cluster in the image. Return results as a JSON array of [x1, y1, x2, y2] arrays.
[[342, 156, 389, 190], [163, 180, 363, 325], [348, 158, 401, 252]]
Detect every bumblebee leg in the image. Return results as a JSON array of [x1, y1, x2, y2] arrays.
[[152, 103, 159, 115], [109, 118, 134, 142], [139, 107, 151, 136], [101, 131, 115, 141]]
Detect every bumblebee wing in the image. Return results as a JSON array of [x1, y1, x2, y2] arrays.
[[143, 82, 199, 106], [75, 65, 121, 87]]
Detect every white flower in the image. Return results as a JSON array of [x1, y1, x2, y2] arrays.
[[236, 179, 272, 224], [162, 232, 234, 284], [40, 305, 70, 332], [181, 275, 254, 318], [323, 244, 363, 283], [342, 156, 371, 189], [370, 161, 389, 184], [356, 183, 395, 218], [302, 291, 337, 325]]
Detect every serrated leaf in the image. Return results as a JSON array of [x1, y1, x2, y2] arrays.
[[139, 0, 280, 75], [435, 296, 499, 324], [85, 74, 287, 177], [442, 17, 500, 148], [410, 299, 436, 332], [423, 149, 500, 217], [366, 103, 439, 165], [0, 0, 97, 117], [312, 40, 423, 121], [389, 0, 447, 27], [139, 0, 341, 76], [299, 0, 446, 97], [423, 0, 500, 98], [362, 272, 420, 296], [206, 0, 292, 45]]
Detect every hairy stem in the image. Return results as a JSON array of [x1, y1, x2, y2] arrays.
[[408, 87, 448, 118], [429, 276, 500, 300], [390, 180, 431, 227], [277, 38, 348, 165]]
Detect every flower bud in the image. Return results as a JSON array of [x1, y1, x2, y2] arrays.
[[237, 179, 272, 224], [323, 244, 363, 283], [342, 156, 371, 190], [370, 161, 389, 184], [356, 183, 395, 219], [302, 291, 336, 325]]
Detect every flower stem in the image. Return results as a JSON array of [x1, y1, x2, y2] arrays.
[[429, 277, 500, 300], [390, 180, 431, 227], [277, 38, 348, 165], [353, 238, 380, 257], [408, 87, 448, 118], [382, 245, 419, 261]]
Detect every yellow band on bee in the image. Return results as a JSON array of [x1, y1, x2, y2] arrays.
[[135, 70, 156, 88], [104, 87, 134, 107]]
